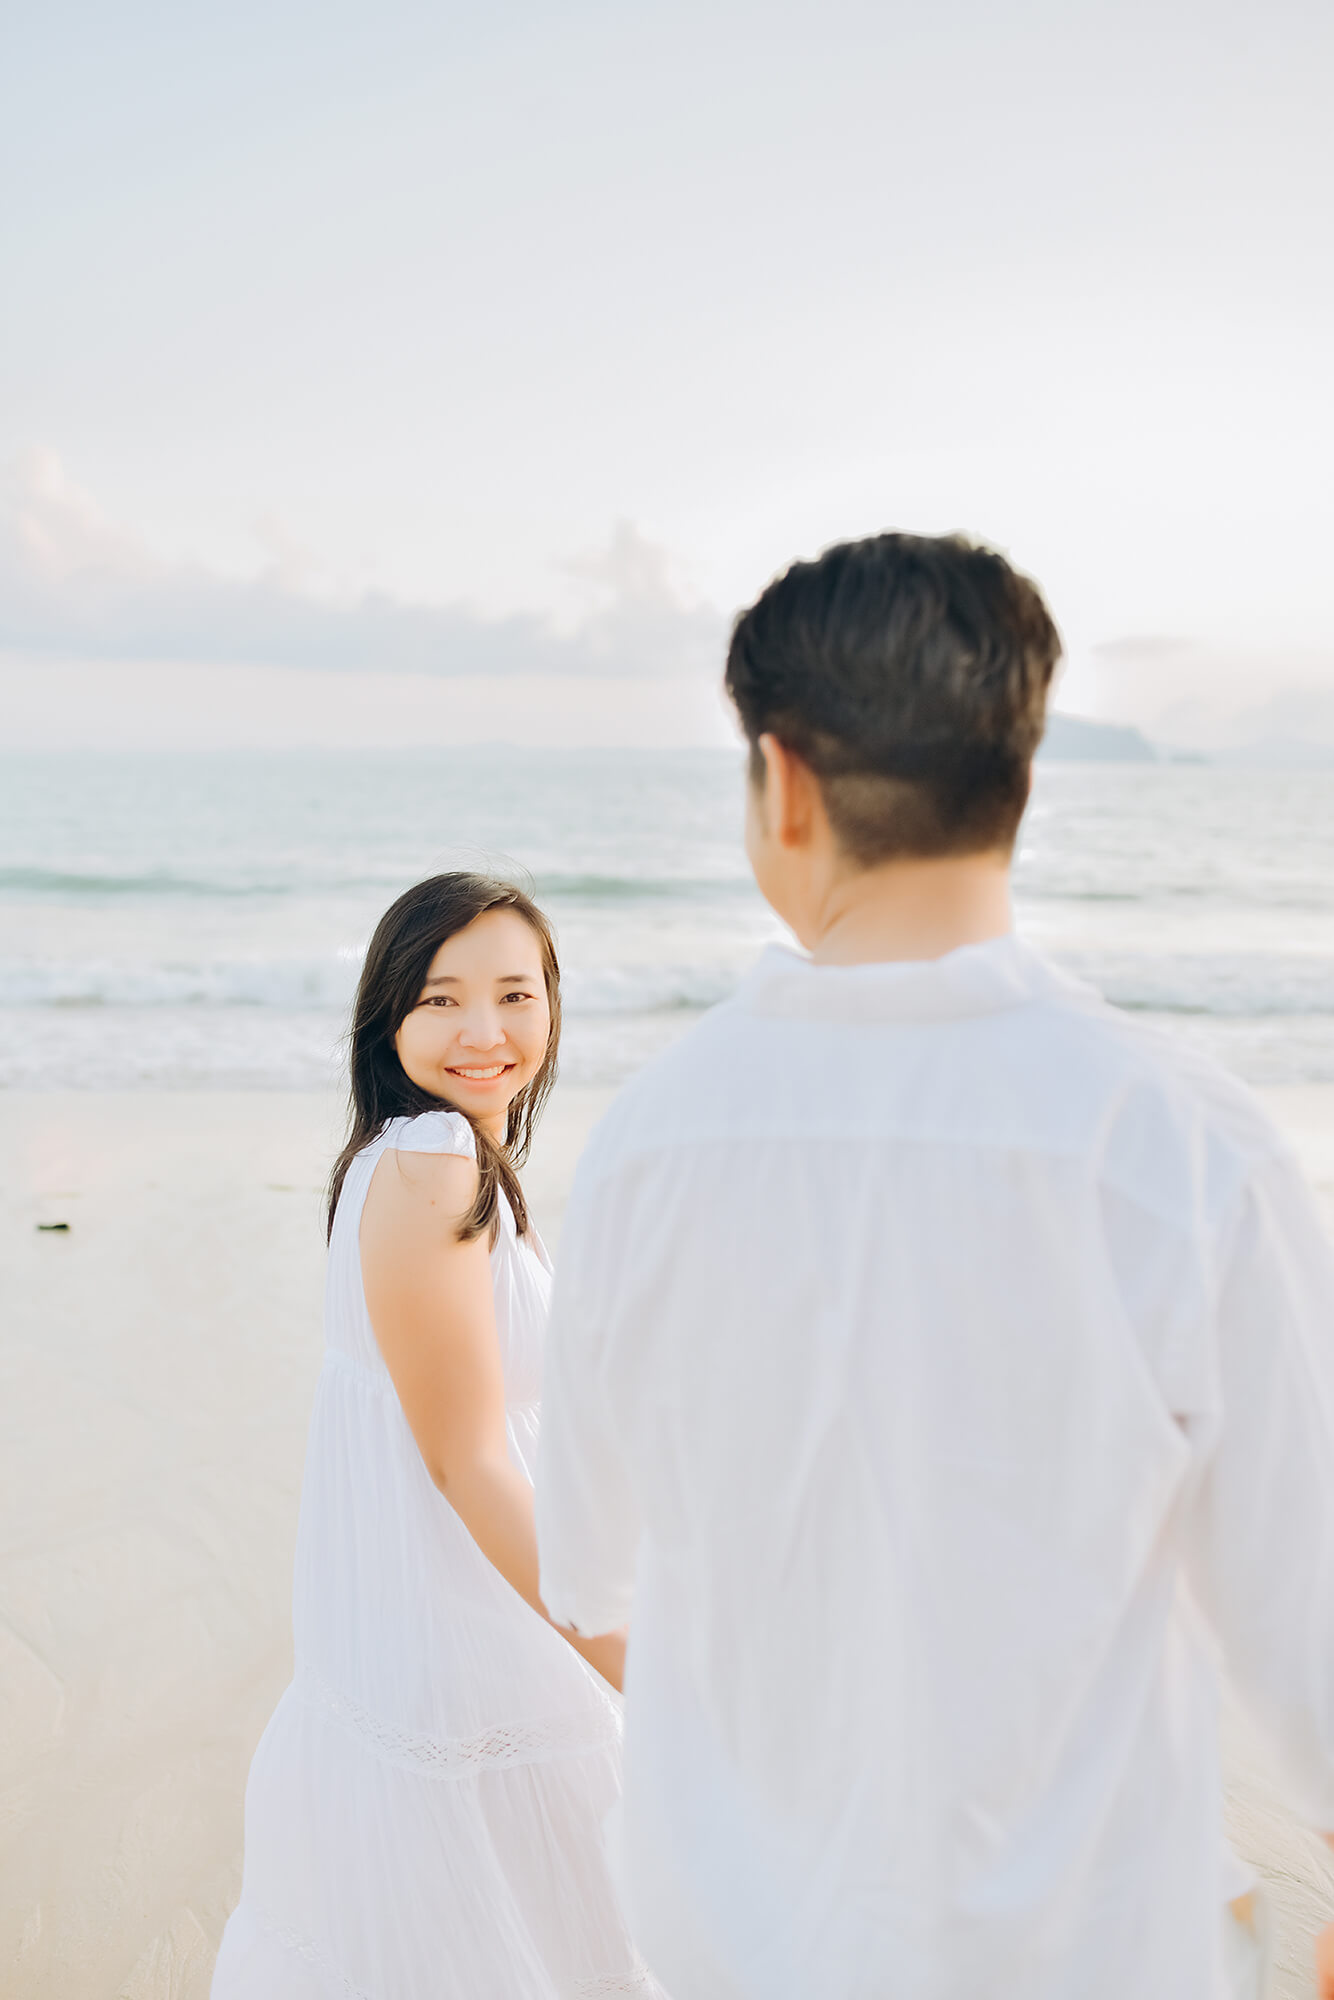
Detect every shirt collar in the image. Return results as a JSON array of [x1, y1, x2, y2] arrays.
[[736, 933, 1092, 1025]]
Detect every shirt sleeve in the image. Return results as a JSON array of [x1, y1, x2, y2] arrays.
[[535, 1157, 642, 1636], [1183, 1143, 1334, 1828]]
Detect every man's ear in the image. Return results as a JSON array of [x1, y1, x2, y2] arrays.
[[754, 734, 783, 837], [758, 735, 819, 850]]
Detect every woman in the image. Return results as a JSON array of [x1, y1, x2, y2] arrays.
[[213, 873, 664, 1999]]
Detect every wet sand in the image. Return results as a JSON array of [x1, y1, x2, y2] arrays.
[[2, 1086, 1332, 1998]]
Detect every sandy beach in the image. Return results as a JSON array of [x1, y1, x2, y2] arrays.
[[3, 1084, 1333, 1999]]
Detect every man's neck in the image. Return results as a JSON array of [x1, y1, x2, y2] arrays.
[[803, 851, 1014, 967]]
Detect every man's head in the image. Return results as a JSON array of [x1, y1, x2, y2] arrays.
[[725, 533, 1062, 939]]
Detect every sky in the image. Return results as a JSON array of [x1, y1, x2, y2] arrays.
[[2, 0, 1332, 749]]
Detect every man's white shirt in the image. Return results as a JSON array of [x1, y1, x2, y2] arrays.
[[536, 937, 1334, 2000]]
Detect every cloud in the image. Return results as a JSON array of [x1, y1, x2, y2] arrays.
[[1091, 635, 1196, 666], [1152, 682, 1334, 759], [1089, 631, 1334, 736], [0, 451, 726, 677]]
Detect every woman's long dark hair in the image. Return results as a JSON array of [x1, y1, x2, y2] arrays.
[[326, 873, 560, 1244]]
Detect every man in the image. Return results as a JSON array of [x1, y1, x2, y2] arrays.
[[535, 533, 1334, 1998]]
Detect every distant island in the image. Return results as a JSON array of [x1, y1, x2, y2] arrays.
[[1039, 717, 1334, 766], [1039, 714, 1158, 762]]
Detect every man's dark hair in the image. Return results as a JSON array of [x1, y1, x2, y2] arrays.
[[724, 532, 1062, 862]]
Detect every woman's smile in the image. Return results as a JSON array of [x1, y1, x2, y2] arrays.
[[445, 1061, 515, 1084]]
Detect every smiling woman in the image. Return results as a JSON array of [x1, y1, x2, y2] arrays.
[[211, 871, 661, 1999], [327, 874, 563, 1245]]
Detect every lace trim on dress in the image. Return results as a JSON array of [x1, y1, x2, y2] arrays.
[[569, 1971, 660, 1995], [322, 1345, 394, 1395], [294, 1669, 622, 1779], [253, 1907, 374, 2000]]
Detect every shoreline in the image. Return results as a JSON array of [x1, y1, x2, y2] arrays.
[[3, 1085, 1333, 1997]]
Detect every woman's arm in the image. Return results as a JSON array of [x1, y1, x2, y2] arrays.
[[359, 1146, 625, 1692]]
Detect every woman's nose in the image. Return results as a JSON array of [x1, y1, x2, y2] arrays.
[[456, 1011, 506, 1051]]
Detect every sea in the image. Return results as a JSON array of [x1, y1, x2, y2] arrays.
[[5, 747, 1334, 1094]]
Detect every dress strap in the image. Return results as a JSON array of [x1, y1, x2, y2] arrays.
[[385, 1109, 476, 1159]]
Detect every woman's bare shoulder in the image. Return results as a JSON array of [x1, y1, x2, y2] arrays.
[[362, 1143, 480, 1249]]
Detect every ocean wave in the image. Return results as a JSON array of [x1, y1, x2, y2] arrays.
[[0, 1004, 705, 1092], [534, 873, 755, 902], [562, 964, 739, 1014], [8, 948, 1334, 1022], [0, 957, 742, 1015], [1063, 952, 1334, 1018], [0, 958, 361, 1010], [0, 864, 758, 905], [10, 996, 1334, 1093], [1019, 883, 1334, 912], [0, 866, 321, 899]]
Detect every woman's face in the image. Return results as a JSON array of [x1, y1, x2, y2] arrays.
[[393, 908, 552, 1135]]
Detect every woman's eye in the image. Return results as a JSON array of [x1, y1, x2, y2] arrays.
[[424, 995, 457, 1007]]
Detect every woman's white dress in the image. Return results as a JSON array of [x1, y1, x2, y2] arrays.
[[212, 1109, 662, 1999]]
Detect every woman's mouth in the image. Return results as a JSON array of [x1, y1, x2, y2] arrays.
[[445, 1063, 514, 1083]]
